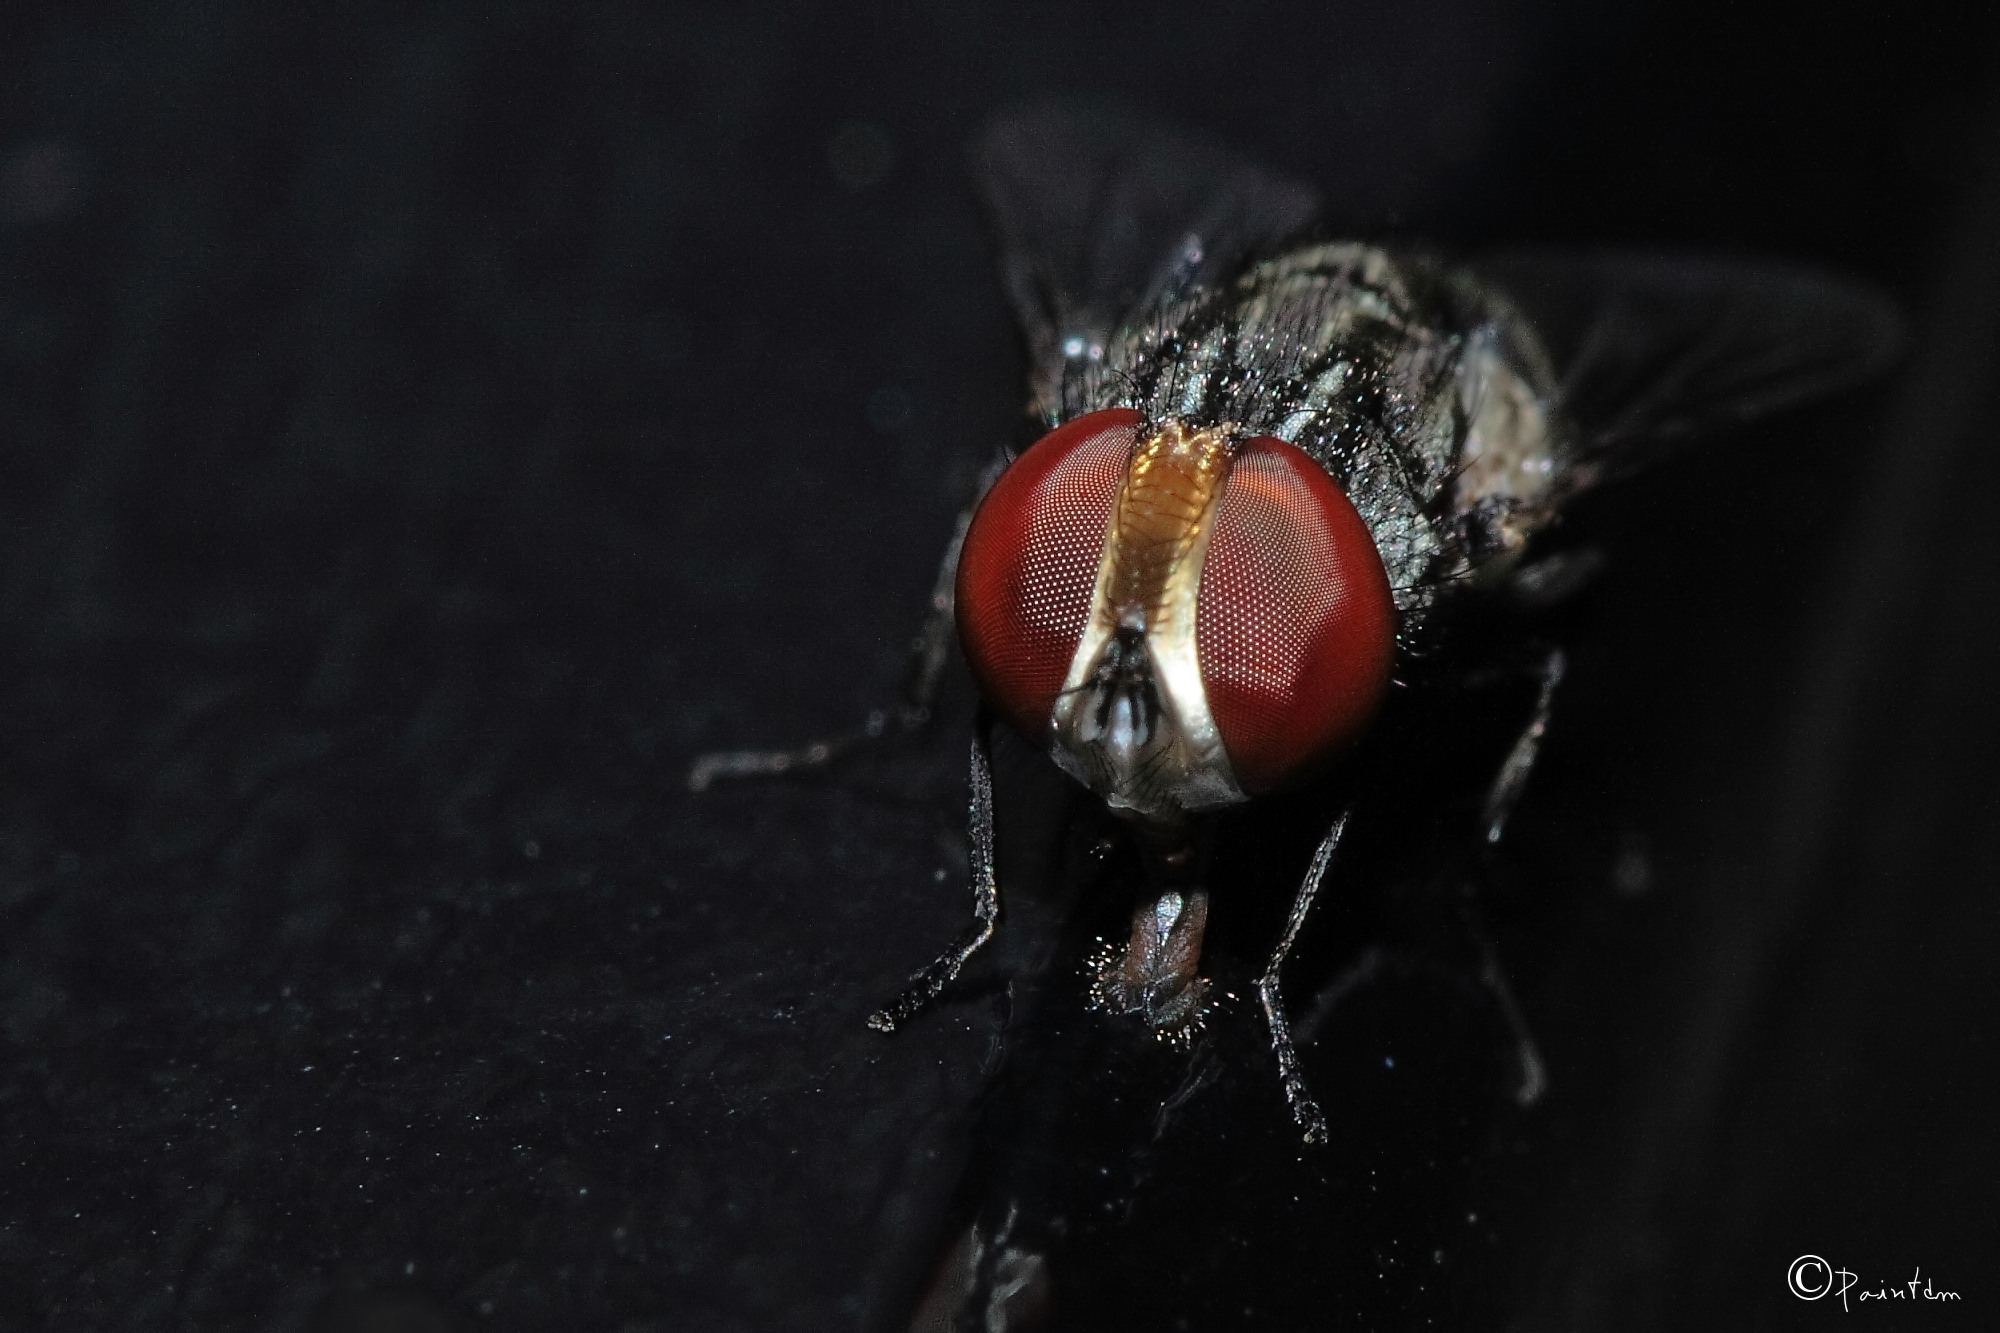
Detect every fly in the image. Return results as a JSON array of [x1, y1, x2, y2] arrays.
[[689, 104, 1901, 1145]]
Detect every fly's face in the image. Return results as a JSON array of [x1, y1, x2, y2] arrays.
[[955, 407, 1398, 824]]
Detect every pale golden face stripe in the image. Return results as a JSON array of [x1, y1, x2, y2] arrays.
[[1048, 422, 1247, 821]]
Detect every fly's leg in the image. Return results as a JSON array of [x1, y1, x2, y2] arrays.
[[1473, 927, 1548, 1106], [867, 726, 1000, 1033], [1275, 649, 1562, 1116], [895, 464, 999, 732], [1257, 810, 1351, 1145], [1290, 944, 1388, 1049], [686, 455, 1005, 794], [1290, 938, 1547, 1106], [1470, 644, 1565, 1104], [685, 511, 963, 792], [1480, 646, 1565, 846], [685, 714, 886, 792]]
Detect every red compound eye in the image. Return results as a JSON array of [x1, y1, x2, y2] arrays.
[[956, 408, 1142, 741], [1196, 436, 1396, 792], [958, 416, 1394, 793]]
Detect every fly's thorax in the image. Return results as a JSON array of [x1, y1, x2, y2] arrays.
[[1049, 244, 1569, 646], [1050, 422, 1243, 820]]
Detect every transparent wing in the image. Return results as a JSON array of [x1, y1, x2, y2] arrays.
[[1473, 250, 1908, 492], [972, 102, 1320, 425]]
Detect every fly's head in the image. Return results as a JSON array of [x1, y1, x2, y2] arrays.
[[956, 408, 1397, 825]]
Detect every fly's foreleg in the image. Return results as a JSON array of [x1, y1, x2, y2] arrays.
[[867, 728, 1001, 1033], [1258, 811, 1350, 1145], [686, 455, 1005, 794]]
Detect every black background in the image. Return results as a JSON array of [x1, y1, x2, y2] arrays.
[[2, 2, 1995, 1329]]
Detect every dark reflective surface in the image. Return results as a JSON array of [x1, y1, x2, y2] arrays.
[[1, 3, 1995, 1330]]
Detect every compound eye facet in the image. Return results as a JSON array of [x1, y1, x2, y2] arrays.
[[1196, 436, 1396, 793], [955, 409, 1142, 741]]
